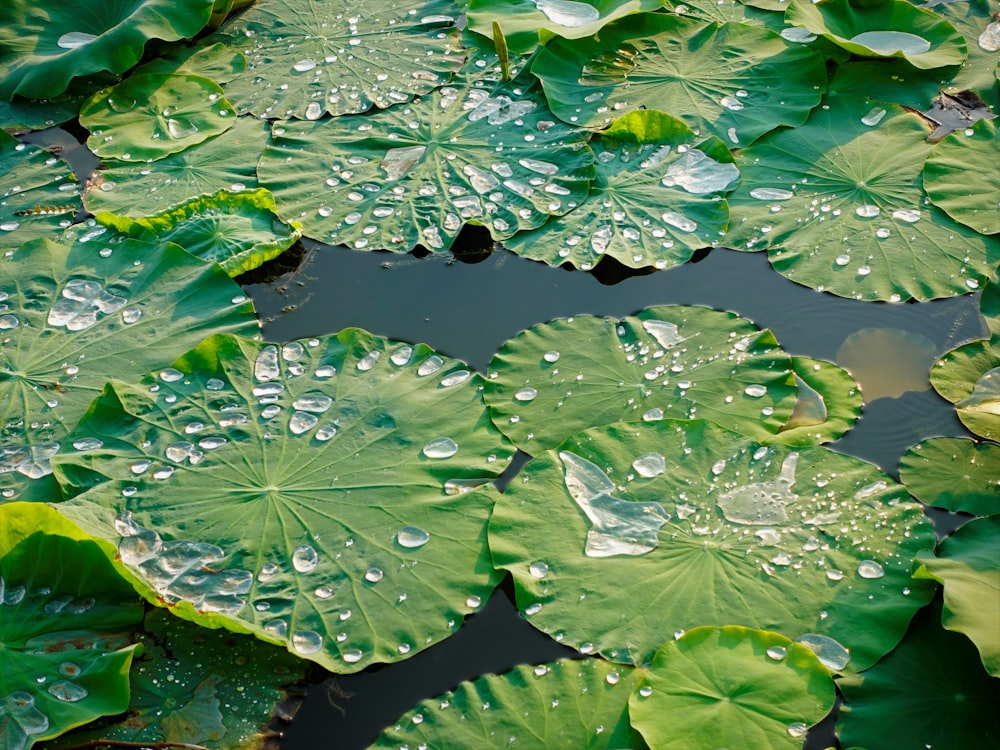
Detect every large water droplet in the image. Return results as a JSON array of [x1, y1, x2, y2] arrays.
[[167, 118, 198, 139], [292, 630, 323, 654], [396, 526, 430, 549], [850, 30, 931, 56], [795, 633, 851, 671], [857, 560, 885, 579], [717, 453, 800, 525], [56, 32, 98, 49], [534, 0, 600, 27], [343, 648, 363, 663], [48, 680, 88, 702], [529, 561, 550, 579], [422, 437, 458, 458], [292, 545, 319, 573], [660, 150, 740, 195], [631, 452, 666, 478], [364, 567, 384, 583]]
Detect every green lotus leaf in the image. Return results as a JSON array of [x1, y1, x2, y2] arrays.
[[131, 41, 246, 83], [530, 14, 827, 143], [52, 330, 515, 673], [982, 279, 1000, 337], [483, 305, 798, 453], [899, 437, 999, 515], [924, 118, 1000, 235], [0, 231, 258, 502], [0, 96, 85, 133], [629, 627, 835, 749], [371, 657, 645, 749], [662, 0, 787, 31], [0, 502, 143, 748], [82, 116, 269, 217], [916, 0, 999, 95], [914, 515, 1000, 675], [96, 188, 303, 277], [466, 0, 666, 54], [931, 336, 1000, 440], [785, 0, 967, 69], [723, 97, 998, 301], [257, 52, 593, 253], [44, 607, 305, 749], [827, 59, 949, 109], [79, 74, 237, 162], [0, 0, 217, 100], [770, 356, 863, 446], [503, 111, 736, 271], [212, 0, 465, 119], [488, 418, 938, 670], [837, 600, 1000, 750], [0, 130, 79, 246]]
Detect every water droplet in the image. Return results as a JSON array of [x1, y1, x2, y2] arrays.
[[58, 661, 82, 677], [57, 31, 97, 49], [293, 59, 316, 72], [781, 27, 817, 43], [787, 722, 808, 738], [167, 118, 198, 139], [440, 370, 471, 387], [264, 619, 288, 637], [639, 685, 653, 697], [292, 630, 323, 654], [305, 101, 323, 120], [826, 569, 844, 581], [857, 560, 885, 579], [850, 30, 931, 56], [292, 544, 319, 573], [534, 0, 600, 27], [343, 648, 363, 663], [529, 561, 550, 579], [891, 208, 920, 223], [661, 211, 697, 233], [422, 437, 458, 458], [466, 594, 482, 608], [314, 585, 334, 599], [606, 671, 620, 685], [72, 437, 103, 451], [543, 350, 561, 363], [257, 563, 279, 582], [396, 526, 430, 549], [766, 645, 787, 661], [357, 350, 380, 371], [364, 567, 384, 583], [750, 187, 794, 201], [632, 452, 666, 478], [515, 387, 538, 402], [48, 680, 88, 701], [796, 633, 851, 671]]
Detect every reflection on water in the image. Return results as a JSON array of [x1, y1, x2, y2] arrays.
[[836, 327, 939, 400]]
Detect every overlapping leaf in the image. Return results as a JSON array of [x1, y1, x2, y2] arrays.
[[770, 356, 863, 447], [931, 336, 1000, 440], [924, 118, 1000, 235], [0, 131, 79, 247], [899, 437, 999, 516]]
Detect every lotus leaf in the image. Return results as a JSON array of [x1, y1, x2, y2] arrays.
[[924, 119, 1000, 235], [372, 657, 644, 748], [488, 418, 937, 670], [629, 627, 835, 749], [837, 601, 1000, 750], [483, 305, 798, 452], [502, 110, 736, 271], [79, 74, 237, 162], [130, 41, 246, 83], [770, 356, 863, 447], [920, 0, 1000, 96], [96, 188, 303, 277], [899, 437, 999, 515], [0, 0, 217, 100], [0, 96, 85, 133], [0, 502, 142, 749], [723, 97, 997, 301], [82, 116, 269, 217], [0, 131, 79, 247], [530, 14, 827, 143], [0, 232, 258, 502], [827, 59, 949, 109], [930, 336, 1000, 440], [784, 0, 967, 69], [661, 0, 787, 31], [213, 0, 465, 119], [257, 52, 593, 253], [52, 330, 515, 672]]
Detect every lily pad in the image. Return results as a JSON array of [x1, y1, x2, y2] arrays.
[[80, 74, 238, 162], [771, 356, 863, 447], [784, 0, 967, 69], [899, 437, 999, 515], [0, 130, 79, 247], [924, 118, 1000, 235], [130, 41, 246, 83], [371, 657, 645, 749], [827, 59, 952, 110], [488, 418, 938, 670], [530, 13, 827, 143], [96, 188, 303, 277], [82, 116, 270, 217], [483, 305, 798, 452], [213, 0, 465, 119], [257, 52, 593, 253], [0, 0, 217, 100], [930, 336, 1000, 440], [502, 110, 737, 271], [921, 0, 1000, 96], [0, 232, 258, 502], [629, 627, 835, 749], [723, 97, 998, 301], [52, 330, 515, 672], [0, 502, 143, 749]]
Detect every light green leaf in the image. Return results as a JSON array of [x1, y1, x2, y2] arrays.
[[488, 419, 937, 670], [80, 74, 237, 162], [130, 42, 246, 83], [483, 305, 798, 453], [770, 356, 863, 447], [931, 336, 1000, 440], [503, 110, 737, 271], [924, 118, 1000, 235], [662, 0, 787, 30], [827, 59, 950, 109], [918, 0, 1000, 96], [982, 279, 1000, 337], [0, 130, 79, 246], [530, 14, 827, 143], [0, 502, 143, 749], [899, 437, 999, 516], [0, 231, 258, 502], [52, 330, 515, 673], [629, 627, 835, 749]]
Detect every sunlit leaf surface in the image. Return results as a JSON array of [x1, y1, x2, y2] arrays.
[[924, 118, 1000, 235], [0, 131, 79, 246], [899, 437, 999, 516]]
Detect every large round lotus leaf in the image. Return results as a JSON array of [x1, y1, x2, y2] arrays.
[[82, 116, 269, 217], [0, 502, 143, 748], [212, 0, 464, 119], [96, 188, 303, 277], [629, 627, 835, 749], [52, 331, 515, 673], [503, 110, 737, 271], [0, 130, 79, 247], [784, 0, 967, 69], [837, 601, 1000, 750], [45, 608, 305, 749], [899, 437, 999, 516], [930, 337, 1000, 440], [371, 657, 645, 749], [257, 55, 593, 254], [924, 119, 1000, 235], [466, 0, 666, 53], [0, 0, 216, 100], [488, 419, 938, 670], [79, 74, 237, 162], [530, 14, 827, 143], [723, 97, 997, 301], [914, 515, 1000, 676], [905, 0, 998, 94], [770, 356, 863, 447], [0, 232, 258, 503], [483, 305, 798, 453]]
